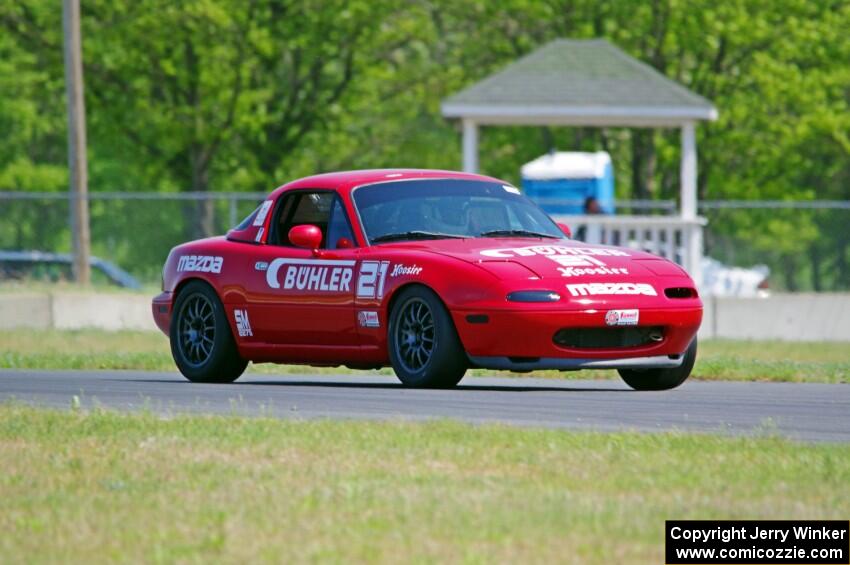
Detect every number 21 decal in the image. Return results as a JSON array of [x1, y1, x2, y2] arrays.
[[356, 261, 389, 299]]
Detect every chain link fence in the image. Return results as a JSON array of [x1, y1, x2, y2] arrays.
[[0, 192, 265, 285], [1, 191, 849, 291]]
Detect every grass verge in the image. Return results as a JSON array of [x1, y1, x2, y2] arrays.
[[0, 329, 848, 383], [1, 405, 848, 563]]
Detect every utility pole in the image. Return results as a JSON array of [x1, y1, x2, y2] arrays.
[[63, 0, 91, 284]]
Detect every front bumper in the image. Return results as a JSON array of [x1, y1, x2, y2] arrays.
[[467, 353, 684, 372], [151, 292, 172, 335], [452, 306, 702, 364]]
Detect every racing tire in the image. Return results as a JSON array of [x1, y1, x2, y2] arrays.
[[618, 338, 697, 391], [388, 286, 467, 388], [170, 280, 248, 383]]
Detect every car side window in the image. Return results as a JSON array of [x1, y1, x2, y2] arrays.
[[271, 191, 355, 249], [326, 198, 356, 249]]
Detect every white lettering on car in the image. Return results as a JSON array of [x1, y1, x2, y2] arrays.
[[234, 309, 253, 337], [480, 245, 629, 259], [253, 200, 274, 226], [265, 258, 356, 292], [356, 261, 390, 299], [177, 255, 223, 274], [547, 254, 627, 276], [557, 266, 629, 277], [566, 283, 657, 297], [390, 263, 423, 277]]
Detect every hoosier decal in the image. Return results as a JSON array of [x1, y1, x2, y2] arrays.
[[266, 258, 356, 292], [390, 263, 423, 277]]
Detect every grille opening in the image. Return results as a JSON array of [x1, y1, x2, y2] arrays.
[[554, 326, 665, 349], [665, 287, 697, 299]]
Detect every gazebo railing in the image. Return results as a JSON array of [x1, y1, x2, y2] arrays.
[[553, 214, 707, 287]]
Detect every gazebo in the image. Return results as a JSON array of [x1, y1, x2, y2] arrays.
[[441, 39, 717, 285]]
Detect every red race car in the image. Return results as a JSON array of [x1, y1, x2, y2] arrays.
[[153, 169, 702, 390]]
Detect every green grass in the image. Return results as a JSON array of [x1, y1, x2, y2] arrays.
[[1, 329, 848, 383], [1, 406, 847, 563]]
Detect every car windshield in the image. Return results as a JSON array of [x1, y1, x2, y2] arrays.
[[353, 179, 564, 244]]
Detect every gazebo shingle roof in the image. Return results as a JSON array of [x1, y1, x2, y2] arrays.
[[442, 39, 717, 126]]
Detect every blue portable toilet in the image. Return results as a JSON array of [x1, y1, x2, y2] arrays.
[[521, 151, 615, 215]]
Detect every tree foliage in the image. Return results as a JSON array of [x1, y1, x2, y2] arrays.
[[0, 0, 848, 288]]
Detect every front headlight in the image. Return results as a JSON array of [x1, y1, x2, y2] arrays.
[[506, 290, 561, 302]]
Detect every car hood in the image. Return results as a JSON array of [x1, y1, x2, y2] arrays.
[[383, 237, 690, 281]]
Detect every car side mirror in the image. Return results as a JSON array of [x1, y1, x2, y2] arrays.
[[288, 224, 323, 249], [557, 222, 572, 238]]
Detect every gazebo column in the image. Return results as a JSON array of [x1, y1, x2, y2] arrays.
[[462, 118, 479, 173], [680, 121, 703, 287], [680, 122, 697, 220]]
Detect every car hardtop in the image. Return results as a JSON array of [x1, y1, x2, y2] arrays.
[[226, 169, 521, 246], [267, 169, 507, 200]]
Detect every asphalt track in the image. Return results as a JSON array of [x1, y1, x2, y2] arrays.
[[0, 369, 848, 442]]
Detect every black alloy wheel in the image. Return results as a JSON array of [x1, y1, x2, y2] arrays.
[[169, 280, 247, 383], [388, 286, 467, 388]]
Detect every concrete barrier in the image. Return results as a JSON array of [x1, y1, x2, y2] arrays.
[[1, 291, 849, 341], [0, 293, 53, 329], [0, 291, 157, 332], [699, 293, 850, 342]]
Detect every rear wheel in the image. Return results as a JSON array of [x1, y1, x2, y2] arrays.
[[618, 338, 697, 391], [388, 286, 467, 388], [170, 280, 247, 383]]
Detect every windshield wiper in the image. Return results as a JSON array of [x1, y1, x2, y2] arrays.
[[371, 230, 467, 243], [478, 229, 560, 239]]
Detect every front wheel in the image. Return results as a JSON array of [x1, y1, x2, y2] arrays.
[[618, 338, 698, 391], [388, 286, 467, 388], [169, 280, 247, 383]]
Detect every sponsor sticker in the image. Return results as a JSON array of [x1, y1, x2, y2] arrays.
[[481, 246, 631, 278], [605, 309, 639, 326], [254, 261, 269, 271], [266, 258, 356, 292], [390, 263, 423, 277], [547, 254, 629, 277], [234, 309, 253, 337], [357, 311, 380, 328], [480, 245, 629, 259], [263, 258, 390, 298], [566, 282, 657, 297], [177, 255, 223, 274], [253, 200, 274, 226]]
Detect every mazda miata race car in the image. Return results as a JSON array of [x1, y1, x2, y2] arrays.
[[153, 169, 702, 390]]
